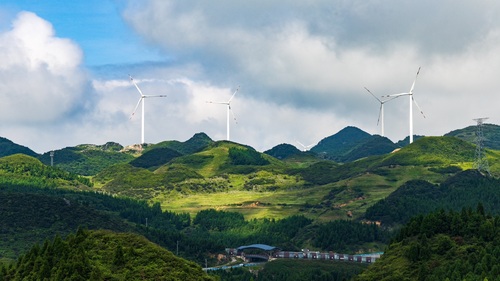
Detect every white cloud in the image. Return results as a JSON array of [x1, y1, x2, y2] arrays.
[[2, 2, 500, 154], [119, 0, 500, 147], [0, 11, 86, 124]]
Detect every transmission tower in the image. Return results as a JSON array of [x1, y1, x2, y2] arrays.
[[472, 117, 490, 176]]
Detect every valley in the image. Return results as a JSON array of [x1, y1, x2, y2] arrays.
[[0, 124, 499, 280]]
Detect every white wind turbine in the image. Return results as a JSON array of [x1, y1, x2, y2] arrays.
[[207, 86, 239, 141], [296, 141, 314, 151], [383, 67, 426, 144], [364, 87, 400, 137], [129, 75, 167, 145]]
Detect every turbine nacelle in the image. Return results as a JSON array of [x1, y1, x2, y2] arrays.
[[206, 86, 240, 141], [128, 75, 167, 144]]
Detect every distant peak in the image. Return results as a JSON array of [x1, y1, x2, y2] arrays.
[[189, 132, 212, 142]]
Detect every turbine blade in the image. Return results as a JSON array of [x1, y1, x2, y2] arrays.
[[130, 98, 142, 119], [229, 105, 237, 124], [228, 86, 240, 102], [143, 95, 167, 98], [129, 75, 145, 97], [383, 95, 402, 103], [364, 87, 382, 103], [377, 104, 382, 126], [296, 140, 305, 149], [412, 96, 426, 118], [409, 67, 421, 94], [207, 101, 228, 105], [384, 92, 409, 98]]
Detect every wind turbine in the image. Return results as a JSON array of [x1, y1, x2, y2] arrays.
[[207, 86, 239, 141], [364, 87, 400, 137], [129, 75, 167, 145], [383, 67, 426, 144], [296, 141, 314, 151]]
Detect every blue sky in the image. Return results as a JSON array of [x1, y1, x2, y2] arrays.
[[1, 0, 164, 66], [0, 1, 499, 153]]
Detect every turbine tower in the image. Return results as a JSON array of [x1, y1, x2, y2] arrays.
[[364, 87, 400, 137], [207, 86, 239, 141], [383, 67, 426, 144], [473, 117, 491, 176], [129, 75, 167, 145]]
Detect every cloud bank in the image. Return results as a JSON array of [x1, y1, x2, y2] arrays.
[[2, 2, 500, 153]]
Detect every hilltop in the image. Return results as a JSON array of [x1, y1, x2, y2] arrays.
[[445, 123, 500, 150], [0, 125, 498, 223], [0, 137, 38, 158], [310, 126, 400, 162], [1, 229, 214, 281]]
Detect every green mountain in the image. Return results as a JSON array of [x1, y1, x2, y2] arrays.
[[395, 135, 425, 147], [355, 207, 500, 281], [310, 126, 399, 162], [1, 229, 214, 281], [342, 135, 399, 162], [38, 142, 134, 176], [0, 137, 38, 158], [129, 147, 183, 169], [0, 154, 92, 188], [0, 188, 133, 261], [145, 132, 214, 155], [264, 143, 302, 159], [90, 135, 497, 222], [445, 123, 500, 150], [130, 133, 214, 170], [311, 126, 372, 161], [364, 170, 500, 225], [378, 136, 475, 166]]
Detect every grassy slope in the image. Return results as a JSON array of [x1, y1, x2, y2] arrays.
[[87, 136, 497, 222], [154, 137, 487, 222]]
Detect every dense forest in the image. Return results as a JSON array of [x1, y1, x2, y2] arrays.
[[0, 128, 500, 280], [364, 170, 500, 225], [209, 259, 367, 281], [355, 206, 500, 280], [0, 182, 389, 266], [0, 229, 214, 281]]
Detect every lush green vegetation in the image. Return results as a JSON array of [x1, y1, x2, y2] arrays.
[[365, 170, 500, 225], [258, 259, 367, 281], [0, 229, 214, 281], [311, 220, 391, 252], [1, 127, 500, 280], [356, 207, 500, 281], [210, 259, 367, 281], [0, 183, 191, 263], [38, 143, 135, 176], [147, 132, 213, 155], [129, 147, 182, 169], [311, 126, 372, 161], [264, 143, 302, 160], [228, 147, 270, 166], [445, 123, 500, 150], [0, 154, 91, 187], [0, 137, 37, 158]]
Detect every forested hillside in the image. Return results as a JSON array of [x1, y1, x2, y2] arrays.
[[355, 207, 500, 280], [0, 229, 214, 281], [365, 170, 500, 225]]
